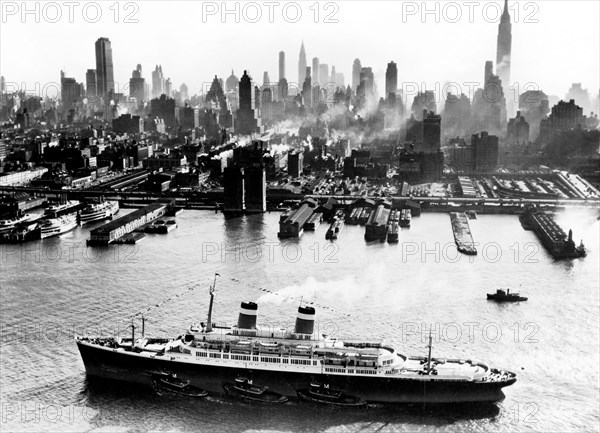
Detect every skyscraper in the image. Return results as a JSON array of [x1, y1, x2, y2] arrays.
[[180, 83, 189, 103], [95, 37, 115, 100], [235, 70, 261, 135], [319, 64, 329, 86], [279, 51, 286, 81], [152, 66, 165, 98], [86, 69, 97, 98], [298, 41, 307, 87], [352, 59, 362, 92], [312, 57, 320, 86], [385, 61, 398, 99], [496, 0, 512, 114], [129, 64, 145, 102], [165, 78, 172, 97]]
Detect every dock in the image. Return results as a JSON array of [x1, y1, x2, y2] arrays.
[[450, 212, 477, 255], [88, 202, 167, 246], [520, 207, 586, 259]]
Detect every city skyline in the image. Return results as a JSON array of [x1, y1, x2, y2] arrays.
[[1, 1, 599, 102]]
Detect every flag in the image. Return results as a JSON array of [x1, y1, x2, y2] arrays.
[[215, 273, 220, 277]]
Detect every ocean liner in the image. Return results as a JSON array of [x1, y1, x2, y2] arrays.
[[76, 277, 516, 404]]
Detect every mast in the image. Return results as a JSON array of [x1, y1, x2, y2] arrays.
[[426, 331, 433, 373], [206, 273, 219, 332], [130, 319, 135, 350], [141, 314, 145, 337]]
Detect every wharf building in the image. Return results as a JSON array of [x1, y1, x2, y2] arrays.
[[88, 202, 167, 246], [278, 199, 318, 238], [365, 203, 391, 242]]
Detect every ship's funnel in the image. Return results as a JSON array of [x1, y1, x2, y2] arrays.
[[294, 306, 315, 334], [237, 301, 258, 329]]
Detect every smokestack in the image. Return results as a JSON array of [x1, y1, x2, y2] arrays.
[[294, 306, 315, 334], [237, 302, 258, 329]]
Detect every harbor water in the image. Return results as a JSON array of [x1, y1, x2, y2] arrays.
[[1, 210, 599, 432]]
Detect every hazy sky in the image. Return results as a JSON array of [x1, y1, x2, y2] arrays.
[[1, 0, 599, 102]]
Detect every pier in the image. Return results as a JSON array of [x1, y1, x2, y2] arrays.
[[88, 202, 167, 246], [520, 207, 586, 259], [450, 212, 477, 255]]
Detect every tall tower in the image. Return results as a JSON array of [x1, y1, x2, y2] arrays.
[[496, 0, 512, 114], [298, 41, 307, 88], [239, 70, 254, 110], [352, 59, 362, 92], [312, 57, 320, 86], [86, 69, 97, 98], [95, 37, 115, 100], [385, 61, 398, 99], [279, 51, 285, 81]]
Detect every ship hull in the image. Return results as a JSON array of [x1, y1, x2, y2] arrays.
[[77, 342, 512, 404]]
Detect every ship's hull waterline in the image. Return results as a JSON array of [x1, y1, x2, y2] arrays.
[[77, 341, 513, 404]]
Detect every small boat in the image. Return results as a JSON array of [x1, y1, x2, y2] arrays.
[[156, 220, 177, 233], [399, 209, 411, 228], [224, 377, 288, 403], [152, 372, 208, 398], [326, 216, 344, 240], [487, 289, 528, 302], [297, 382, 366, 407]]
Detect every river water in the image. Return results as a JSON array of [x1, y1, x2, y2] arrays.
[[1, 209, 598, 432]]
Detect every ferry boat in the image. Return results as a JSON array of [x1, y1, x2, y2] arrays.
[[399, 209, 411, 228], [76, 276, 517, 404], [79, 200, 119, 225], [44, 200, 81, 218], [40, 214, 78, 239], [0, 213, 38, 234]]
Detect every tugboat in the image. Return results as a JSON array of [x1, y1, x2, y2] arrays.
[[224, 377, 288, 403], [487, 289, 528, 302], [297, 382, 366, 407], [152, 371, 208, 398]]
